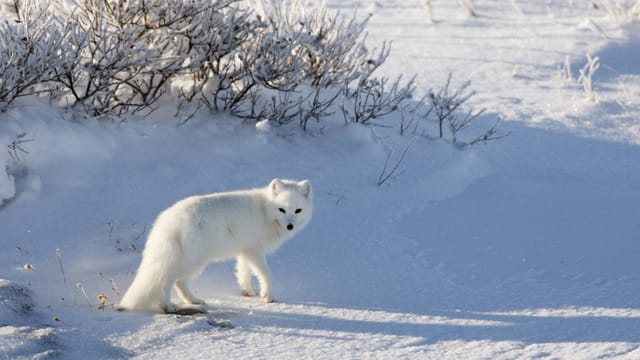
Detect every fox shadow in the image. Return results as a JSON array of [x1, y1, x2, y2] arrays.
[[222, 301, 640, 346]]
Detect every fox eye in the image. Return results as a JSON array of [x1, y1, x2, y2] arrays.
[[295, 208, 302, 214], [279, 208, 286, 214]]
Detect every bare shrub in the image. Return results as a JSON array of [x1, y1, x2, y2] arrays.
[[175, 2, 256, 112], [50, 0, 239, 116], [577, 53, 600, 102], [340, 42, 416, 126], [231, 0, 374, 127], [0, 0, 506, 145], [0, 0, 68, 109], [428, 73, 507, 145]]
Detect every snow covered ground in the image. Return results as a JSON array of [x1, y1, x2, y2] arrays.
[[2, 0, 640, 358]]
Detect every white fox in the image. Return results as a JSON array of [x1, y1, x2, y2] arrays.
[[119, 179, 313, 313]]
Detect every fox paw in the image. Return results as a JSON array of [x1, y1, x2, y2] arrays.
[[261, 294, 275, 304], [241, 289, 257, 297], [162, 303, 179, 314], [187, 298, 206, 305]]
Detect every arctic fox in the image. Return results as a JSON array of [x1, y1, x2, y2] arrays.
[[119, 179, 313, 313]]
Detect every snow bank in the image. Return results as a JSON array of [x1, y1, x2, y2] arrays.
[[0, 279, 57, 359], [1, 1, 639, 359], [0, 279, 130, 359], [0, 279, 35, 325]]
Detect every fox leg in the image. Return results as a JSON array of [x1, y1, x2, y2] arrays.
[[175, 279, 205, 305], [236, 254, 256, 297], [160, 278, 179, 313], [244, 253, 274, 303]]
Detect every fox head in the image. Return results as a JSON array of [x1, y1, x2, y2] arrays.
[[268, 178, 313, 233]]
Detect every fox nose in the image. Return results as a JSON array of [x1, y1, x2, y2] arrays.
[[287, 224, 294, 231]]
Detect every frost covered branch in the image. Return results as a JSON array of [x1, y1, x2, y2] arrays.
[[0, 0, 68, 109], [598, 0, 640, 22], [0, 0, 393, 129], [429, 73, 474, 140], [50, 0, 238, 115], [340, 42, 416, 125], [0, 0, 502, 143], [399, 94, 430, 135], [577, 53, 600, 102], [469, 117, 511, 145], [427, 73, 507, 145], [232, 0, 373, 126], [1, 132, 31, 206], [377, 137, 416, 186]]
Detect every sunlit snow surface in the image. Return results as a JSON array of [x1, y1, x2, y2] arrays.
[[1, 0, 640, 358]]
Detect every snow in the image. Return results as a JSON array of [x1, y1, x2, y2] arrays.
[[2, 1, 640, 359], [0, 165, 14, 206]]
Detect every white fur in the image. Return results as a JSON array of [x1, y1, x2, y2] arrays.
[[119, 178, 313, 313]]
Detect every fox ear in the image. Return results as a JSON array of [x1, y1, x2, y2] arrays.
[[299, 180, 312, 198], [270, 178, 283, 196]]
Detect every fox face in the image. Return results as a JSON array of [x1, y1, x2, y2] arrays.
[[269, 179, 313, 233]]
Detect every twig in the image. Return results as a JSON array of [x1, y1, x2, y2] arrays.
[[377, 137, 417, 186], [55, 248, 67, 285], [578, 53, 600, 101], [469, 116, 511, 145], [7, 133, 33, 162], [109, 278, 121, 298], [76, 283, 92, 308]]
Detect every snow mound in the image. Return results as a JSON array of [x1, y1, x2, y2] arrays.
[[0, 279, 56, 359], [0, 279, 36, 325], [0, 279, 130, 359]]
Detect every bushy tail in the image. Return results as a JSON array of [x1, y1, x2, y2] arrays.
[[118, 259, 168, 313], [119, 216, 181, 313]]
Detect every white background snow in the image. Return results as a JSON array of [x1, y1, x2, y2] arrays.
[[2, 0, 640, 359]]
